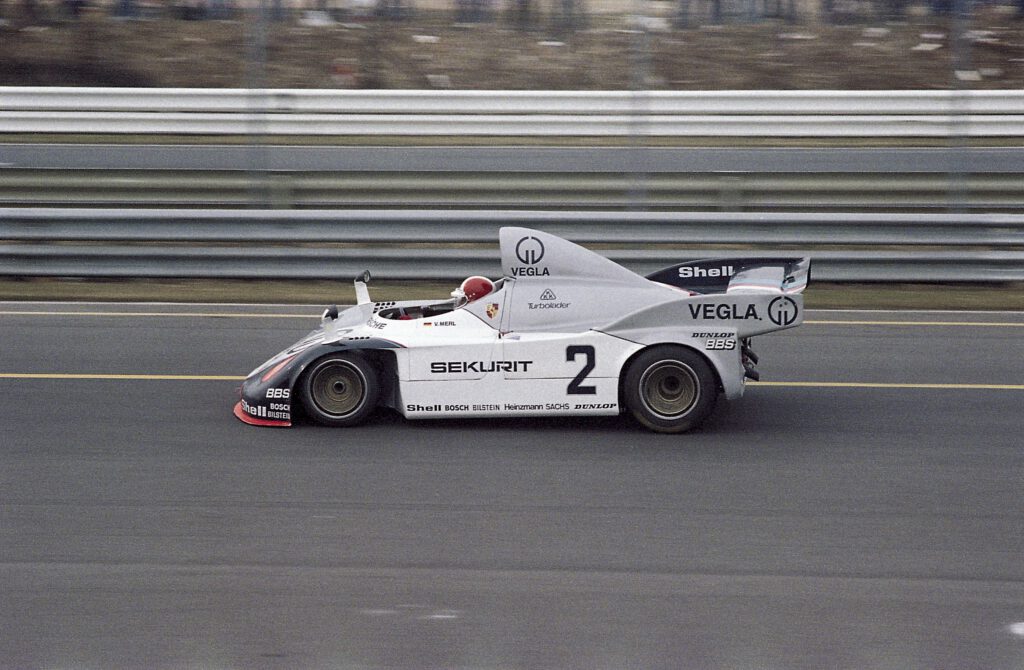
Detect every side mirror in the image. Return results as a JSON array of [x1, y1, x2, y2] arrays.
[[354, 270, 372, 305]]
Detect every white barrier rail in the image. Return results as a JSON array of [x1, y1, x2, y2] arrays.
[[3, 88, 1023, 136]]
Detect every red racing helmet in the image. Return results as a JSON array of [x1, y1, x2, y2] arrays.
[[458, 276, 494, 303]]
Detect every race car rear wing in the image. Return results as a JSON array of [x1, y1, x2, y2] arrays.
[[646, 257, 810, 295]]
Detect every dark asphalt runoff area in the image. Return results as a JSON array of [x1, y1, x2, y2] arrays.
[[3, 144, 1024, 172], [2, 303, 1023, 669]]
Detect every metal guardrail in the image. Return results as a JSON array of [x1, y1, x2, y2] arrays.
[[4, 245, 1021, 282], [4, 209, 1024, 245], [4, 170, 1023, 211], [3, 88, 1024, 137], [6, 88, 1024, 113], [3, 209, 1022, 282]]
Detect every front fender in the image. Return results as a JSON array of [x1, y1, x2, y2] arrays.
[[235, 338, 403, 427]]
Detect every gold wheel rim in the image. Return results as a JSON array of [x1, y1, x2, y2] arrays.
[[639, 361, 699, 419], [310, 360, 365, 418]]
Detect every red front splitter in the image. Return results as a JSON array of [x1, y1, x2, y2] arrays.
[[233, 401, 292, 427]]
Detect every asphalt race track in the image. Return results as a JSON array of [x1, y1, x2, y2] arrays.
[[2, 303, 1023, 669]]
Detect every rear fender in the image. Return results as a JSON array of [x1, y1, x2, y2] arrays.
[[611, 332, 744, 401], [602, 293, 803, 340]]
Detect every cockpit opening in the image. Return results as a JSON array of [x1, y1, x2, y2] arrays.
[[375, 277, 505, 321], [377, 302, 457, 321]]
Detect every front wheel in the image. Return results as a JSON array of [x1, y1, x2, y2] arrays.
[[300, 353, 379, 427], [622, 346, 717, 433]]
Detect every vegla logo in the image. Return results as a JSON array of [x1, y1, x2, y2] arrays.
[[688, 303, 760, 320], [540, 288, 557, 300], [511, 236, 550, 277], [515, 236, 545, 265], [486, 303, 500, 319], [768, 296, 799, 326]]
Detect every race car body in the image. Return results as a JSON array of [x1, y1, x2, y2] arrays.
[[235, 226, 809, 433]]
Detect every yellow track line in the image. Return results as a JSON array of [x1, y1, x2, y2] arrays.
[[0, 373, 245, 381], [750, 381, 1024, 390], [805, 320, 1024, 328]]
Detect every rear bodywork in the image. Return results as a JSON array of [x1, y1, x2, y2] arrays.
[[235, 226, 809, 427]]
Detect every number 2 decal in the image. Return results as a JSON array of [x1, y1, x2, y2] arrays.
[[566, 345, 597, 395]]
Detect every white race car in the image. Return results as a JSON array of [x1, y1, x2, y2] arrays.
[[235, 227, 809, 433]]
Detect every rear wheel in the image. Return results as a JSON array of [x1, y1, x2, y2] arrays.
[[300, 353, 379, 427], [623, 346, 717, 433]]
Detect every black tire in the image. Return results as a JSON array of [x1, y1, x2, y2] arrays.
[[300, 353, 379, 427], [622, 346, 717, 433]]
